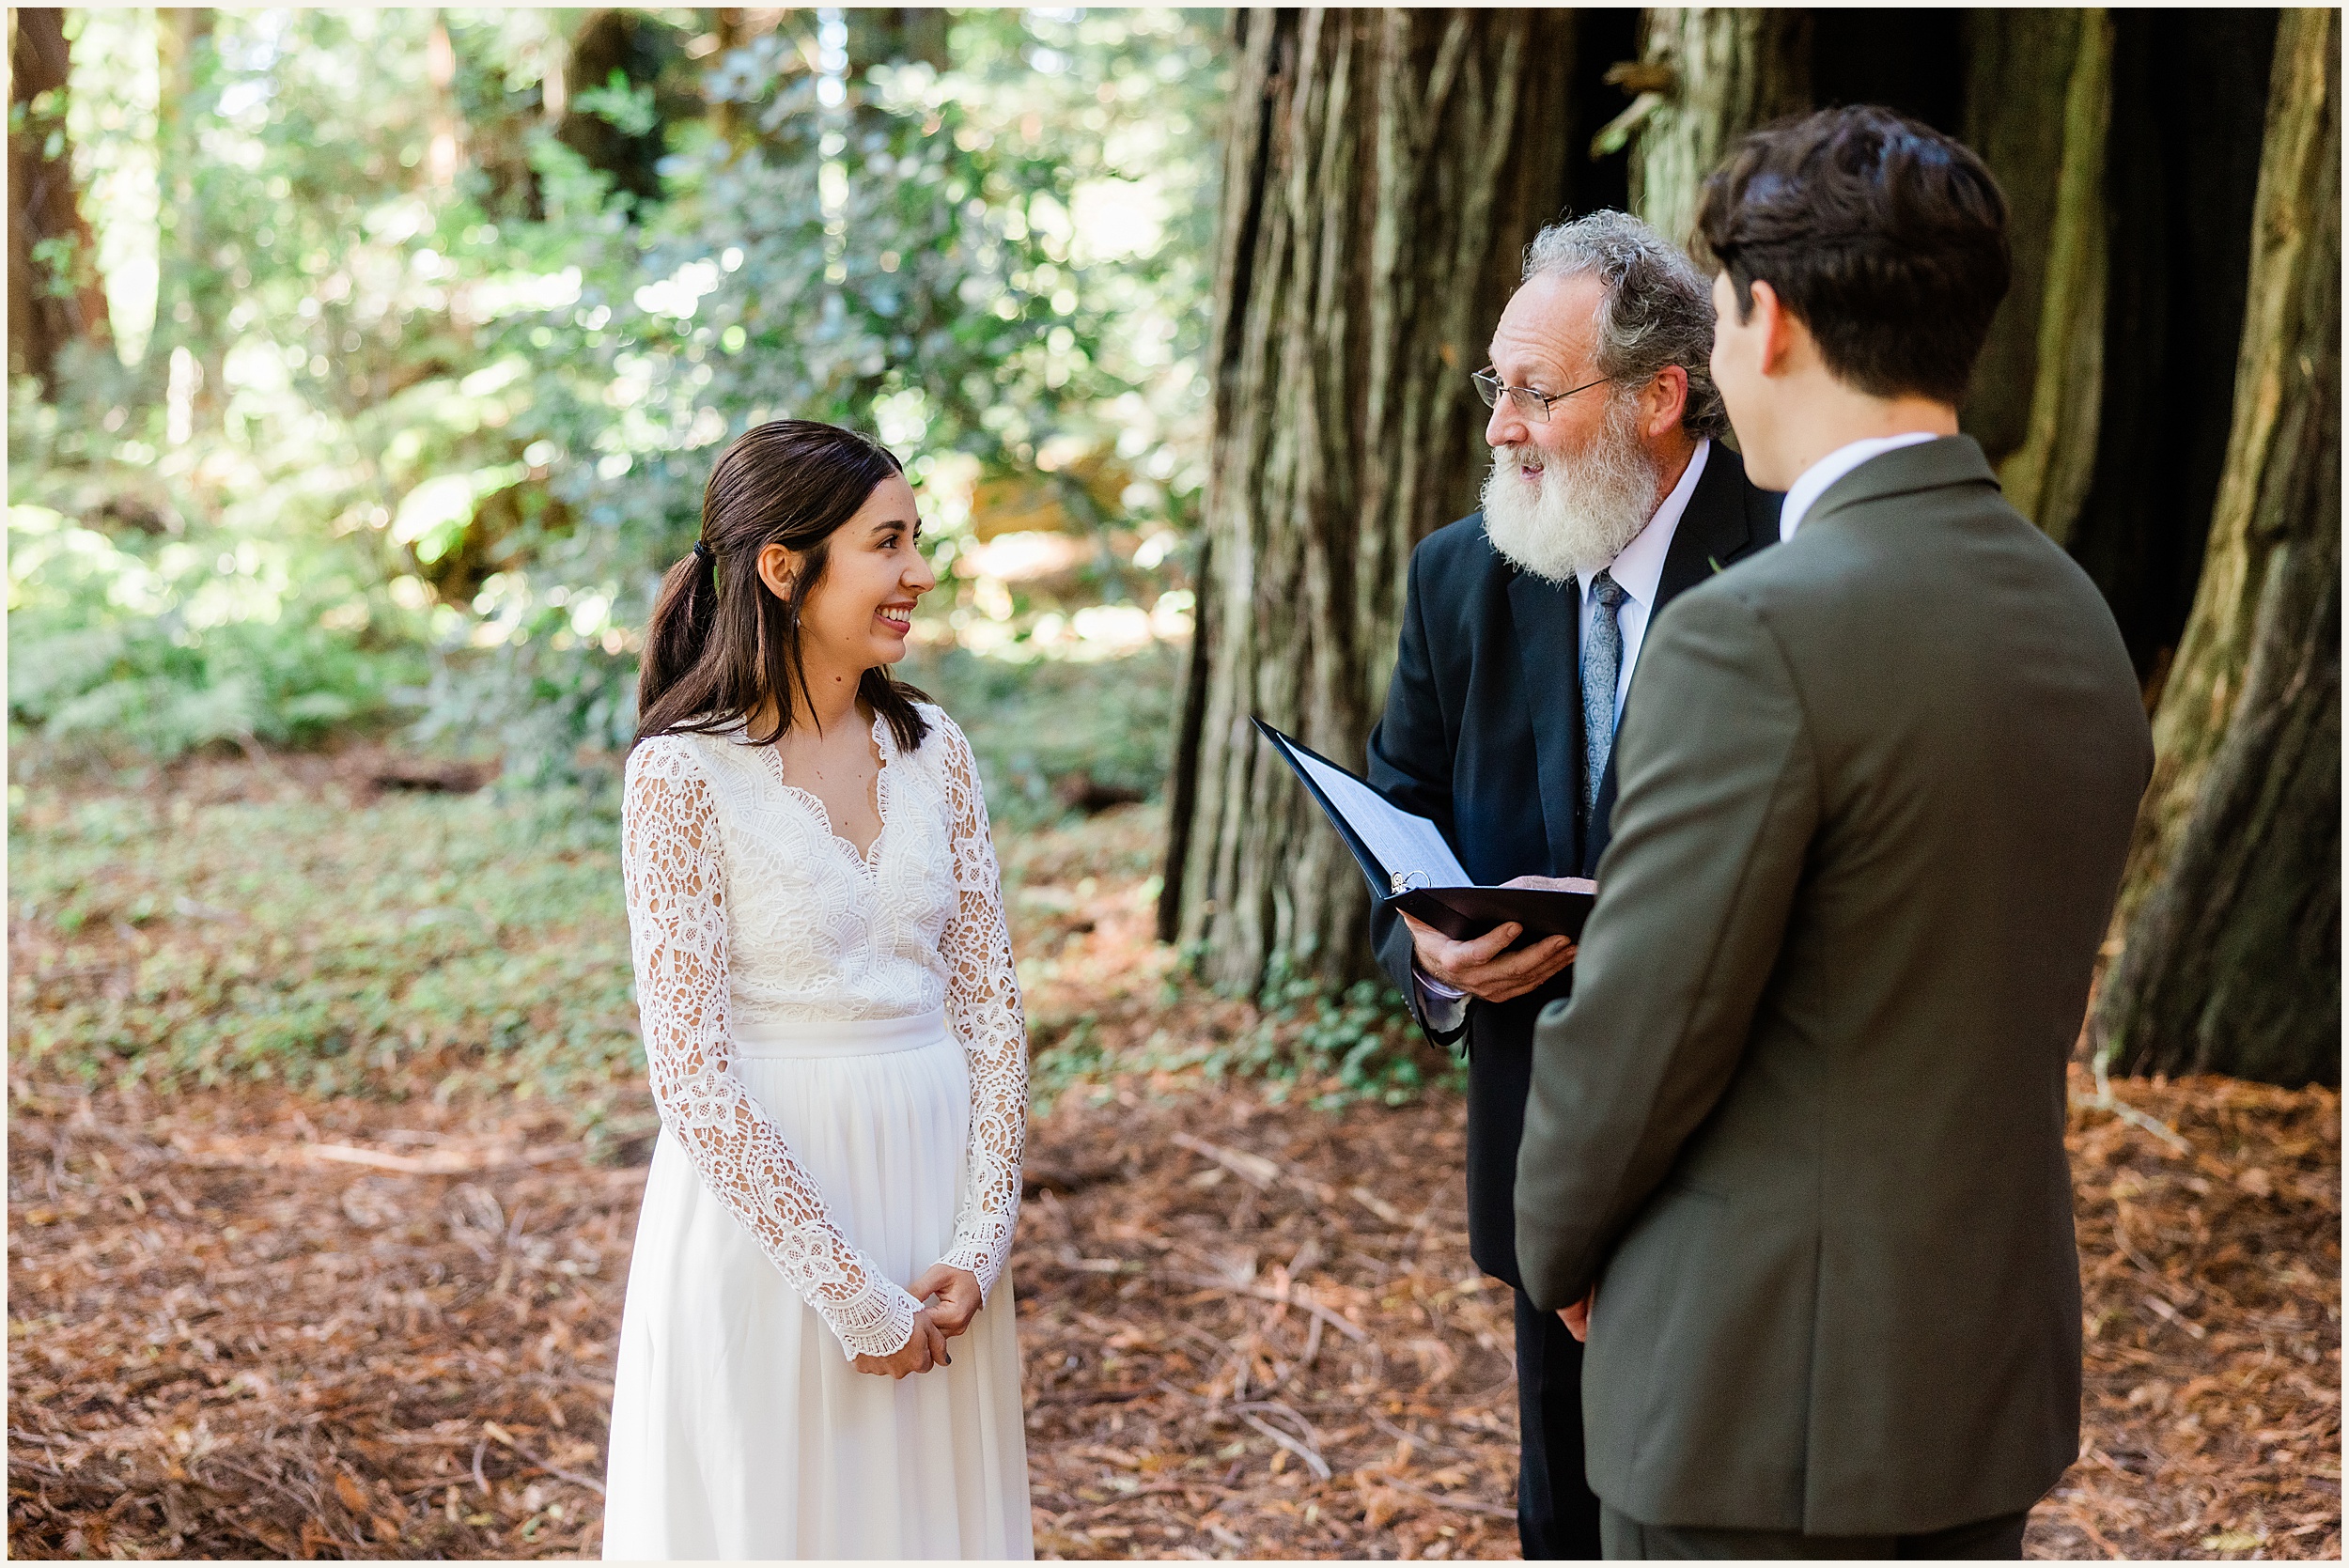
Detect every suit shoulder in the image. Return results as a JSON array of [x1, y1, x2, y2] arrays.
[[1651, 565, 1779, 642], [1411, 511, 1501, 580]]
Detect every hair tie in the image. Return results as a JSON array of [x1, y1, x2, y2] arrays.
[[692, 540, 713, 564]]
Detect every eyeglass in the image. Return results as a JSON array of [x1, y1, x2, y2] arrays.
[[1472, 367, 1612, 424]]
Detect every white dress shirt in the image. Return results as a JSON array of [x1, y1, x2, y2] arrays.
[[1415, 438, 1714, 1032], [1779, 431, 1940, 541]]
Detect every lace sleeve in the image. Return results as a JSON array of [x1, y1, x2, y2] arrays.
[[621, 741, 922, 1361], [928, 717, 1029, 1300]]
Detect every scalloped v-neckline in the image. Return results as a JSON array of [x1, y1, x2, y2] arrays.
[[760, 716, 892, 872]]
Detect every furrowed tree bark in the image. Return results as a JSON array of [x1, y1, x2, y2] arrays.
[[8, 7, 112, 395], [1958, 8, 2098, 468], [1995, 8, 2113, 546], [2092, 8, 2341, 1086], [1158, 8, 1572, 992], [1623, 8, 1812, 248]]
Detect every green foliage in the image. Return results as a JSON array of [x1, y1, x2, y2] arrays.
[[449, 9, 1223, 777], [901, 642, 1178, 828], [6, 502, 428, 760], [29, 8, 1223, 783], [1030, 955, 1460, 1114], [1233, 959, 1460, 1110]]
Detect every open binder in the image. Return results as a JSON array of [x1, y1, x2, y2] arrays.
[[1252, 718, 1595, 947]]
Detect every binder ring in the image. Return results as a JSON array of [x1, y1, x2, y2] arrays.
[[1390, 870, 1430, 894]]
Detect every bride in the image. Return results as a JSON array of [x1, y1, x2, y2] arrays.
[[601, 419, 1032, 1559]]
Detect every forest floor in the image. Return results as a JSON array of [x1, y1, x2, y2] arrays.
[[7, 754, 2341, 1560]]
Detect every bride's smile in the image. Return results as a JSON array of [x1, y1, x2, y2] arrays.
[[758, 474, 936, 678]]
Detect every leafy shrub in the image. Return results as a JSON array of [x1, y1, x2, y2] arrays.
[[7, 504, 430, 760]]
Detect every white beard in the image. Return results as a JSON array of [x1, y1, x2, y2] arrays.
[[1480, 398, 1660, 585]]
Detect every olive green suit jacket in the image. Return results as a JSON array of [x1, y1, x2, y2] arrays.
[[1513, 437, 2153, 1537]]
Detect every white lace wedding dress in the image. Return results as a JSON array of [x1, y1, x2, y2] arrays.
[[601, 705, 1032, 1560]]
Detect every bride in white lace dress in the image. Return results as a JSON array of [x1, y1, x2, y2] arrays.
[[601, 420, 1031, 1560]]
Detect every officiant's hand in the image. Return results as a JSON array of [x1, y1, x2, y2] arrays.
[[1559, 1288, 1595, 1343], [854, 1309, 952, 1378], [1402, 878, 1578, 1004], [910, 1263, 984, 1339]]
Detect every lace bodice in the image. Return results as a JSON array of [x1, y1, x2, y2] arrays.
[[619, 706, 1028, 1359]]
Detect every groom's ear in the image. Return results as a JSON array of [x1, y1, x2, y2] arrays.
[[1743, 279, 1806, 380]]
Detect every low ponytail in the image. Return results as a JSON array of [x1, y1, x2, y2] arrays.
[[634, 542, 721, 740]]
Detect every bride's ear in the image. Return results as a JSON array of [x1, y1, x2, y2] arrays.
[[755, 541, 798, 600]]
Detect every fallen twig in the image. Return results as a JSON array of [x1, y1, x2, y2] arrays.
[[2073, 1059, 2193, 1155], [1236, 1412, 1330, 1481], [1160, 1270, 1368, 1343], [1370, 1474, 1517, 1520]]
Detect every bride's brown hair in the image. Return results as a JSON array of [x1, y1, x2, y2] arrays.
[[634, 419, 930, 752]]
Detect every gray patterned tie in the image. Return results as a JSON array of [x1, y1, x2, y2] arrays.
[[1582, 569, 1626, 818]]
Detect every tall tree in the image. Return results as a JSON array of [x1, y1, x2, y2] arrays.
[[2061, 8, 2278, 684], [1957, 9, 2081, 466], [1977, 8, 2112, 545], [151, 7, 223, 422], [1621, 8, 1812, 246], [2092, 8, 2340, 1086], [8, 8, 112, 395], [1159, 8, 1576, 992]]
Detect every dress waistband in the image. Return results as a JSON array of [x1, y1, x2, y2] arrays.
[[731, 1008, 949, 1060]]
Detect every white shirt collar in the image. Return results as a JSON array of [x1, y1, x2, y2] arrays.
[[1779, 431, 1941, 541], [1579, 437, 1710, 608]]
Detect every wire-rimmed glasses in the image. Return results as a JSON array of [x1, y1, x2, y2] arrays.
[[1471, 367, 1612, 424]]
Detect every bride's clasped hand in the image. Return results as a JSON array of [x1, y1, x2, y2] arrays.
[[857, 1264, 983, 1378]]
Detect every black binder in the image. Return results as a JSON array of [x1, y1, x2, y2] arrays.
[[1252, 718, 1595, 947]]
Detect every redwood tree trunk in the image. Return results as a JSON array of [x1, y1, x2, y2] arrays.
[[1991, 8, 2113, 547], [8, 8, 111, 395], [2092, 8, 2341, 1086], [1958, 8, 2097, 473], [1158, 8, 1574, 993], [1625, 8, 1812, 247]]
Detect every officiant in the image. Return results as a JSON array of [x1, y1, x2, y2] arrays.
[[1364, 210, 1780, 1559]]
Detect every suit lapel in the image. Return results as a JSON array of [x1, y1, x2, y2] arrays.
[[1657, 441, 1774, 603], [1504, 566, 1585, 872]]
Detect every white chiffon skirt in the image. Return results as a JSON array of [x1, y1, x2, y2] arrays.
[[601, 1009, 1033, 1560]]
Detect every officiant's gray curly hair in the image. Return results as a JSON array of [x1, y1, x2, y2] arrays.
[[1523, 210, 1730, 440]]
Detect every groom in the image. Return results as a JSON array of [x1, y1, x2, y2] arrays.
[[1365, 210, 1779, 1558], [1512, 107, 2154, 1557]]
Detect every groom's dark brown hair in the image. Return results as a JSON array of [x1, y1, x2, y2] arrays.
[[1695, 105, 2011, 408]]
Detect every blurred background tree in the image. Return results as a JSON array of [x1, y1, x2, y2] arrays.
[[12, 6, 1221, 802]]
